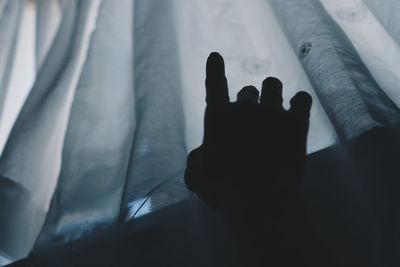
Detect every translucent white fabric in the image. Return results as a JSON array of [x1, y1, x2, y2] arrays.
[[0, 0, 104, 260], [0, 0, 24, 128], [0, 0, 399, 264]]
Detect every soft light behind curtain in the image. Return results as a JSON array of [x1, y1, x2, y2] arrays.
[[0, 0, 24, 124], [0, 0, 399, 264], [270, 0, 400, 140]]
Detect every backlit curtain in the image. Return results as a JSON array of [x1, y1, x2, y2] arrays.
[[0, 0, 399, 266]]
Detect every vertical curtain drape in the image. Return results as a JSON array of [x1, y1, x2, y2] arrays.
[[364, 0, 400, 47], [38, 0, 135, 245], [0, 0, 103, 259], [268, 1, 400, 266], [269, 0, 400, 141], [119, 0, 189, 224], [0, 0, 24, 126], [35, 0, 62, 70], [0, 0, 399, 265]]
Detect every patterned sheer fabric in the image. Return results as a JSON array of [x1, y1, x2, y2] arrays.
[[0, 0, 399, 265], [270, 0, 400, 140]]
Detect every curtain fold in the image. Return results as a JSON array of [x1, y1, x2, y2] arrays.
[[37, 0, 135, 245], [268, 0, 400, 141], [319, 0, 400, 110], [121, 0, 190, 222], [0, 0, 399, 265], [0, 0, 101, 259], [364, 0, 400, 48], [268, 1, 400, 265], [35, 0, 62, 70], [0, 0, 24, 125]]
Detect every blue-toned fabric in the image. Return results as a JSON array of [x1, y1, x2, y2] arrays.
[[0, 0, 24, 125], [37, 0, 135, 246], [364, 0, 400, 47], [269, 0, 400, 140], [0, 0, 400, 265]]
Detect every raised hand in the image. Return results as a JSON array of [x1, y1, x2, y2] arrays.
[[183, 52, 325, 267], [185, 52, 312, 217]]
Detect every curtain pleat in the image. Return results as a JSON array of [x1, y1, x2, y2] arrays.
[[319, 0, 400, 110], [269, 0, 400, 141], [0, 0, 101, 259], [364, 0, 400, 48], [120, 0, 190, 222], [0, 0, 24, 125], [268, 1, 400, 265], [37, 0, 135, 245], [0, 0, 400, 265], [35, 0, 62, 70]]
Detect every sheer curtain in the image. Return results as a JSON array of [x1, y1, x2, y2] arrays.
[[0, 0, 399, 265]]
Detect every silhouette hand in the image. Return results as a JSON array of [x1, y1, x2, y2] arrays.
[[185, 52, 312, 219]]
